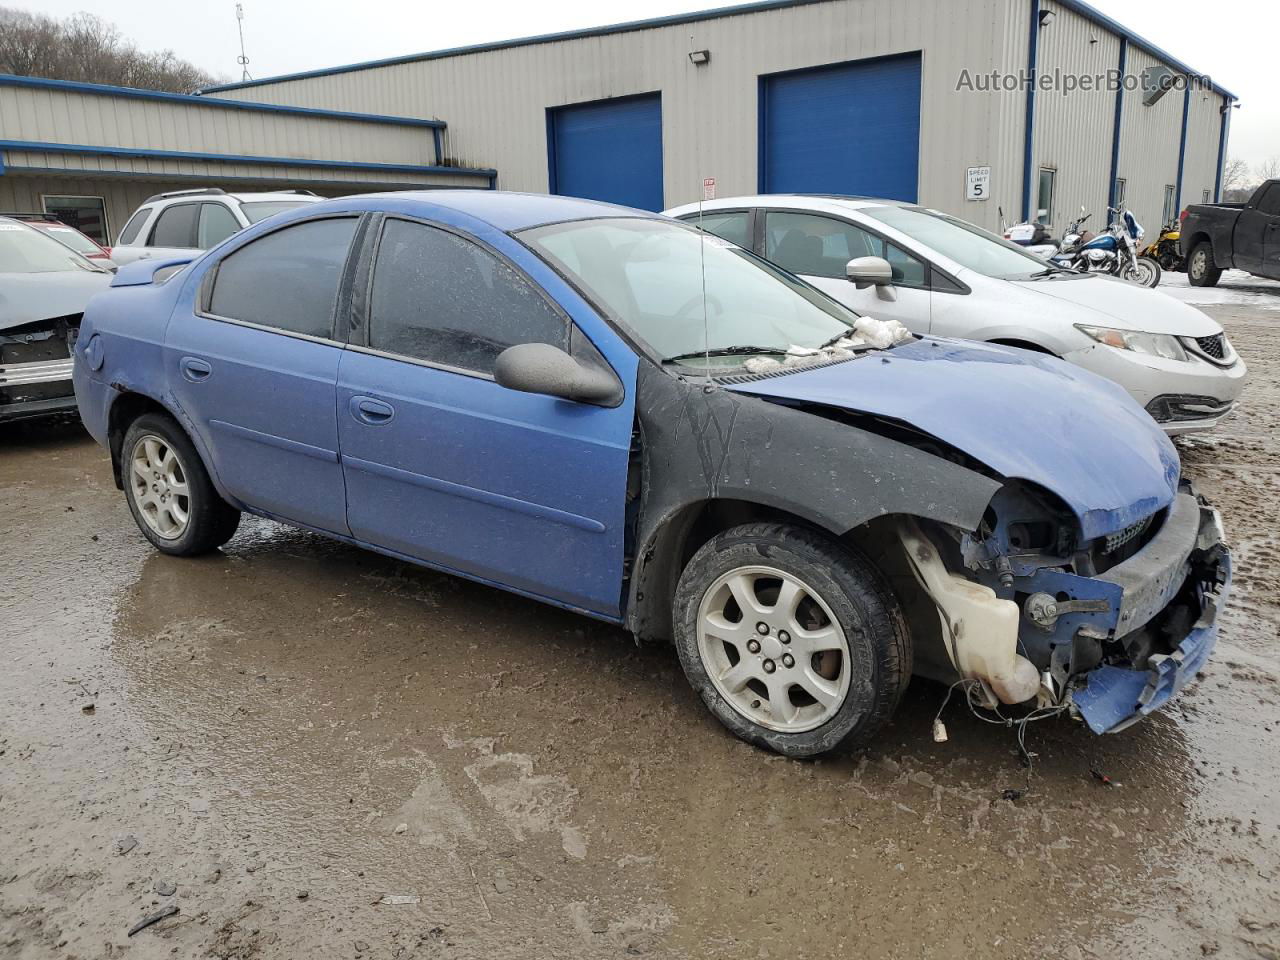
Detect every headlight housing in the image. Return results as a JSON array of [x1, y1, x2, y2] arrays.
[[1076, 324, 1188, 361]]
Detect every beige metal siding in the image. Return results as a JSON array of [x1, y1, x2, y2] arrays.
[[1181, 87, 1226, 210], [0, 83, 437, 166], [209, 0, 1029, 231], [1030, 1, 1121, 230], [1113, 47, 1183, 234]]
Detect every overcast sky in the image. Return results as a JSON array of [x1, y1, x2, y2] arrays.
[[29, 0, 1279, 172]]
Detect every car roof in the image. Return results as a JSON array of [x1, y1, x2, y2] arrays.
[[224, 191, 326, 203], [666, 194, 914, 217], [318, 190, 664, 233]]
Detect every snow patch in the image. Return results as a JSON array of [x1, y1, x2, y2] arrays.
[[741, 317, 912, 375]]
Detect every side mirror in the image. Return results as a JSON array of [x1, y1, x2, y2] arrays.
[[846, 256, 898, 301], [494, 342, 623, 407], [846, 256, 894, 289]]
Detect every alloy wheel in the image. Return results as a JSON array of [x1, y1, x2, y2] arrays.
[[696, 565, 851, 733], [129, 434, 190, 540]]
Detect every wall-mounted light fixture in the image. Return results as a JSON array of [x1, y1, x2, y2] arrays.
[[1038, 9, 1055, 26], [689, 49, 711, 65]]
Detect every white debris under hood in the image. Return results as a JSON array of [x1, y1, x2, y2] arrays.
[[741, 316, 913, 375]]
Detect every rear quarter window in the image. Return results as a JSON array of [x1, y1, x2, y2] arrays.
[[207, 217, 358, 339], [117, 207, 152, 246]]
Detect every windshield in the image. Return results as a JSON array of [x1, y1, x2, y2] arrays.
[[0, 220, 102, 274], [862, 206, 1050, 279], [41, 224, 101, 255], [518, 218, 858, 366], [239, 200, 314, 223]]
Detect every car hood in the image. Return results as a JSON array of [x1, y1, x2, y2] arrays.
[[1006, 273, 1220, 336], [726, 338, 1180, 540], [0, 271, 113, 330]]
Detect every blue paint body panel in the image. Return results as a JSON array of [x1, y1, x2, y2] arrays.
[[1075, 551, 1230, 733], [548, 95, 664, 211], [760, 53, 921, 201], [727, 338, 1180, 540]]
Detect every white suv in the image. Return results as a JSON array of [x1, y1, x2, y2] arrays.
[[112, 188, 324, 266]]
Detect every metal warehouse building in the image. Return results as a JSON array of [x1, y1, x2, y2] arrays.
[[0, 74, 493, 247], [0, 0, 1233, 245], [200, 0, 1234, 236]]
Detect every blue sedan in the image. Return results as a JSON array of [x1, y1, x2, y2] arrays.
[[73, 191, 1230, 756]]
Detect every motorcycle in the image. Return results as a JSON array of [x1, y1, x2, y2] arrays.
[[1050, 206, 1161, 287], [1143, 219, 1184, 273]]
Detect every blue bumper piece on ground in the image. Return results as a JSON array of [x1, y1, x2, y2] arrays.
[[1074, 549, 1231, 734]]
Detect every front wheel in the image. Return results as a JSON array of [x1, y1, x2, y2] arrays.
[[1122, 256, 1162, 288], [122, 413, 240, 556], [673, 522, 911, 758], [1188, 242, 1222, 287]]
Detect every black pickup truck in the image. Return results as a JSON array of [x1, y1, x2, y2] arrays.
[[1179, 179, 1280, 286]]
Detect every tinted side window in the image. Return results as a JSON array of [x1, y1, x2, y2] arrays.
[[149, 204, 198, 247], [764, 212, 882, 278], [368, 219, 567, 375], [198, 203, 241, 248], [209, 217, 357, 338], [117, 207, 151, 246], [1257, 184, 1280, 216], [682, 211, 751, 248]]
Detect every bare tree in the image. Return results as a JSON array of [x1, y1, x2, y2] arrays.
[[1222, 156, 1250, 193], [0, 6, 226, 92], [1256, 156, 1280, 183]]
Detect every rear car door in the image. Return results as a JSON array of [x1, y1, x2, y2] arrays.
[[1254, 184, 1280, 279], [337, 215, 633, 616], [758, 210, 933, 332], [1233, 184, 1279, 275], [165, 214, 362, 534]]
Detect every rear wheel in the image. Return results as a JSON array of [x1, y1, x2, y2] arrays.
[[673, 522, 910, 758], [122, 413, 240, 556], [1188, 242, 1222, 287]]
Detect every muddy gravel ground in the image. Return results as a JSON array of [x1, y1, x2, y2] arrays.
[[3, 294, 1278, 960]]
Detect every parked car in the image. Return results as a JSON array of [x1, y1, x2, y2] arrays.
[[666, 196, 1246, 433], [1, 216, 112, 421], [74, 191, 1229, 756], [1, 213, 117, 268], [111, 188, 325, 266], [1179, 179, 1280, 286]]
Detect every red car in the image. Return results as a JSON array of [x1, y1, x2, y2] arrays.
[[2, 214, 115, 266]]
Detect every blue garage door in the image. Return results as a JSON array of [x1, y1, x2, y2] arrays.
[[761, 54, 921, 201], [548, 94, 663, 211]]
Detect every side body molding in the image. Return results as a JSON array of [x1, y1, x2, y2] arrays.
[[624, 364, 1002, 640]]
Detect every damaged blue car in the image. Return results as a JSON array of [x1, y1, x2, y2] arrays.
[[72, 192, 1230, 757]]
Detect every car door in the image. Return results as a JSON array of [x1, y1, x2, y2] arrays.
[[165, 213, 362, 535], [133, 201, 204, 262], [337, 215, 634, 617], [1233, 184, 1278, 275], [1253, 184, 1280, 279], [757, 210, 933, 333]]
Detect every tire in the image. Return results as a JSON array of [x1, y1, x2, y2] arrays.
[[1121, 257, 1161, 287], [122, 412, 240, 556], [673, 522, 911, 758], [1188, 242, 1222, 287]]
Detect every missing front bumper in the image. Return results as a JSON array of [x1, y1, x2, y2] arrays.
[[1072, 507, 1231, 734]]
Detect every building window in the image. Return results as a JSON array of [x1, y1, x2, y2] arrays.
[[1114, 178, 1127, 208], [42, 195, 109, 246], [1163, 185, 1177, 224], [1036, 168, 1056, 224]]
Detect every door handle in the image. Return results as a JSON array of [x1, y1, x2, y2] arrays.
[[180, 356, 212, 382], [349, 395, 394, 425]]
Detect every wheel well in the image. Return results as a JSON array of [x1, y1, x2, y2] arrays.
[[106, 392, 170, 489], [1185, 232, 1211, 251], [626, 500, 928, 645], [988, 338, 1055, 356]]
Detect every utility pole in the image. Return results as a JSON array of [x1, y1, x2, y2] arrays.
[[236, 4, 252, 82]]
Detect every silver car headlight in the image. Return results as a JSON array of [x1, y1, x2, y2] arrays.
[[1076, 324, 1188, 361]]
